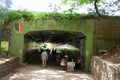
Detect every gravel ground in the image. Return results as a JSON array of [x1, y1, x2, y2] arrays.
[[1, 63, 94, 80]]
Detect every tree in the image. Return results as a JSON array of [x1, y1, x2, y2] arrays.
[[0, 0, 12, 9], [62, 0, 101, 16], [0, 0, 12, 24], [62, 0, 120, 16], [98, 0, 120, 16], [94, 0, 100, 16]]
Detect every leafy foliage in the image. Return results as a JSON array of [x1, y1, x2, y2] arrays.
[[61, 0, 101, 15], [0, 10, 34, 25], [31, 11, 94, 20], [98, 0, 120, 16], [0, 0, 13, 25], [61, 0, 120, 16], [0, 9, 120, 25], [0, 10, 94, 25], [62, 0, 95, 5], [19, 10, 34, 20]]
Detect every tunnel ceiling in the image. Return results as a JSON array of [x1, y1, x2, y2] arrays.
[[24, 30, 85, 43]]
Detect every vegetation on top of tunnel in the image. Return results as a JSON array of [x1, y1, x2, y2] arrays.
[[1, 9, 120, 25], [0, 10, 90, 25]]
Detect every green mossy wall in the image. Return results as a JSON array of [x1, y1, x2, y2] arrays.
[[11, 19, 94, 71], [11, 18, 120, 71], [94, 19, 120, 52]]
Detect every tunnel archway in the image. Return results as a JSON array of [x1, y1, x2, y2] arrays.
[[24, 30, 86, 70]]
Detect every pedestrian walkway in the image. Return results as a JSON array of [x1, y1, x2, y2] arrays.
[[1, 64, 94, 80]]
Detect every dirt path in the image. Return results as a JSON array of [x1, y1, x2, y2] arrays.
[[1, 64, 94, 80]]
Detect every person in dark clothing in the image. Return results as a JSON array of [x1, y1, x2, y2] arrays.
[[75, 57, 81, 70]]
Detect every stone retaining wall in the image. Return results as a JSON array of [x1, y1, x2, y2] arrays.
[[0, 56, 20, 79], [91, 56, 120, 80]]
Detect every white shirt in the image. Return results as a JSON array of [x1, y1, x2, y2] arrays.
[[41, 51, 48, 60]]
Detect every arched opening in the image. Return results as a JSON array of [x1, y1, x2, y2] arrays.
[[24, 30, 86, 70]]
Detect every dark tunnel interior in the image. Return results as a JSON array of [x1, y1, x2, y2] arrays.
[[24, 30, 85, 43], [24, 30, 86, 70]]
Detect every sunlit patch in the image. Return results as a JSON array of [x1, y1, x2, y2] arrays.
[[31, 69, 58, 75], [54, 44, 79, 51], [31, 79, 45, 80], [0, 58, 11, 63], [9, 73, 24, 80], [40, 42, 54, 50], [64, 73, 74, 75], [58, 70, 66, 73], [48, 75, 63, 78], [76, 74, 93, 79], [70, 77, 78, 80]]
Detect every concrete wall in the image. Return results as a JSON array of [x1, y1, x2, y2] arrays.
[[91, 56, 120, 80], [11, 19, 94, 71], [0, 56, 19, 78], [94, 18, 120, 53], [1, 18, 119, 71]]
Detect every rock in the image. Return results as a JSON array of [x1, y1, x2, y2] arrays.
[[0, 56, 20, 79], [91, 56, 120, 80]]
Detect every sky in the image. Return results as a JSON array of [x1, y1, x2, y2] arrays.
[[10, 0, 120, 15], [11, 0, 62, 12], [10, 0, 90, 13]]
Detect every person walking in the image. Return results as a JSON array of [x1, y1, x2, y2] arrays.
[[41, 50, 48, 68]]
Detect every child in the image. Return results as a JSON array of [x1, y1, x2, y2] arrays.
[[60, 57, 67, 71]]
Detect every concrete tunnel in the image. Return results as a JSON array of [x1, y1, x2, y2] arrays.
[[24, 30, 86, 70]]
